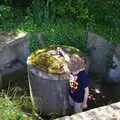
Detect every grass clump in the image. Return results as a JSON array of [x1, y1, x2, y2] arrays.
[[0, 91, 33, 120]]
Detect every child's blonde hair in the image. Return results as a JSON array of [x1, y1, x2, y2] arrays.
[[68, 54, 85, 73]]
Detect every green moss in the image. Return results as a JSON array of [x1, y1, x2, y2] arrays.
[[27, 45, 84, 74]]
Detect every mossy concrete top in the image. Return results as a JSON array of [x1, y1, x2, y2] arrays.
[[27, 45, 85, 74]]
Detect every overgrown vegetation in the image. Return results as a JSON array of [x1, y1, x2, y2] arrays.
[[0, 90, 33, 120], [87, 0, 120, 44], [0, 0, 120, 47], [29, 23, 88, 53], [0, 69, 41, 120]]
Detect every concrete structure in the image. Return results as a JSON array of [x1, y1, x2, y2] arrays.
[[27, 65, 69, 115], [0, 33, 29, 74], [87, 32, 120, 82], [87, 32, 113, 77], [55, 102, 120, 120], [0, 32, 29, 72], [109, 44, 120, 82], [0, 32, 29, 88]]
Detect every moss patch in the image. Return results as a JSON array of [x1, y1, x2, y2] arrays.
[[27, 45, 84, 74]]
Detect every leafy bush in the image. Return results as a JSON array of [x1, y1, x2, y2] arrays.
[[0, 0, 32, 8], [87, 0, 120, 43], [0, 92, 32, 120], [29, 22, 88, 53], [56, 0, 88, 24], [0, 5, 35, 32], [31, 0, 88, 24], [0, 5, 13, 23]]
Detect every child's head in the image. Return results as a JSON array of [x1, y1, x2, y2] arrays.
[[68, 54, 85, 73]]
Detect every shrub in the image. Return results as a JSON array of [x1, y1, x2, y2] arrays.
[[0, 92, 32, 120], [31, 0, 88, 24], [29, 23, 88, 54]]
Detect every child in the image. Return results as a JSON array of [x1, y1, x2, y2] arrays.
[[57, 47, 89, 113]]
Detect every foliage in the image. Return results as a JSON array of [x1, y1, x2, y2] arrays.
[[0, 0, 120, 45], [29, 33, 45, 52], [29, 23, 88, 53], [0, 0, 32, 8], [0, 90, 33, 120], [87, 0, 120, 43], [0, 5, 35, 32], [56, 0, 88, 24], [1, 69, 41, 120], [31, 0, 88, 24], [0, 5, 13, 25]]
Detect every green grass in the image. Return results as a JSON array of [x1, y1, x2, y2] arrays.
[[29, 22, 88, 53], [1, 69, 42, 120], [0, 90, 33, 120], [0, 3, 120, 45]]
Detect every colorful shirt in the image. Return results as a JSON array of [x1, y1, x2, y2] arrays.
[[69, 71, 88, 103]]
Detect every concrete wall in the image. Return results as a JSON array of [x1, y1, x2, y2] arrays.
[[55, 102, 120, 120], [0, 33, 29, 70], [87, 32, 120, 82], [14, 38, 30, 64], [87, 32, 113, 76], [108, 44, 120, 81], [0, 45, 16, 68]]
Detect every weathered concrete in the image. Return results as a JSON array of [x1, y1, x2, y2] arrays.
[[87, 32, 113, 76], [109, 44, 120, 82], [87, 33, 120, 82], [27, 65, 69, 115], [0, 45, 17, 68], [14, 37, 29, 63], [0, 32, 29, 69], [0, 32, 29, 88], [55, 102, 120, 120], [115, 44, 120, 60]]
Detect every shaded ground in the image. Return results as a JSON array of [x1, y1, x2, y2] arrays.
[[87, 74, 120, 111]]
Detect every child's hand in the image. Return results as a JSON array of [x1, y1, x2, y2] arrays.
[[80, 102, 88, 109], [63, 64, 70, 73], [57, 47, 70, 62], [57, 47, 64, 54]]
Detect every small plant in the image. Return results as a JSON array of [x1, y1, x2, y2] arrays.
[[0, 88, 36, 120], [0, 92, 32, 120]]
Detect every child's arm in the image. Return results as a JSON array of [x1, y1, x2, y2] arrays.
[[83, 87, 89, 104], [81, 87, 89, 109], [57, 47, 70, 62]]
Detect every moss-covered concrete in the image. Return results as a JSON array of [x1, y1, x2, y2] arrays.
[[27, 45, 84, 74]]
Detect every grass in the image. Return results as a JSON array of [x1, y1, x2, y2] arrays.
[[28, 22, 88, 53], [0, 4, 120, 45], [1, 69, 40, 120], [0, 90, 33, 120]]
